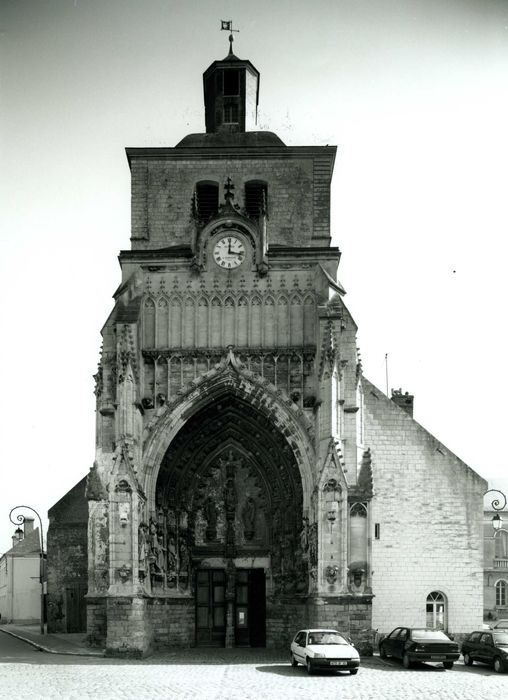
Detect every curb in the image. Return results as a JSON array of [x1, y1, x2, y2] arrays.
[[0, 628, 105, 657]]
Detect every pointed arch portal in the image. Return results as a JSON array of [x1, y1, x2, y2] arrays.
[[148, 381, 310, 647]]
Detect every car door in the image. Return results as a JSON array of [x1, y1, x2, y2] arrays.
[[383, 628, 401, 656], [293, 631, 307, 663], [392, 628, 409, 659], [478, 633, 494, 664], [466, 632, 482, 661]]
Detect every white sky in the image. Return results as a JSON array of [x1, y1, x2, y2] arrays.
[[1, 0, 507, 554]]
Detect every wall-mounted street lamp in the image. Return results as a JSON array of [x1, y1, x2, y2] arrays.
[[9, 505, 45, 635], [484, 489, 508, 536]]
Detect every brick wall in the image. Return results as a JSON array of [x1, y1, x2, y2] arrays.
[[363, 378, 486, 637]]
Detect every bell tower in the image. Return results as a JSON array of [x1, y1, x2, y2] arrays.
[[83, 37, 375, 657], [203, 37, 260, 134]]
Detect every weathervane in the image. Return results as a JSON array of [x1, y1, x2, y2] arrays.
[[220, 20, 239, 55]]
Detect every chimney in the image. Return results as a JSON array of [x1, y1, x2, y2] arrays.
[[23, 517, 34, 535], [391, 388, 414, 418]]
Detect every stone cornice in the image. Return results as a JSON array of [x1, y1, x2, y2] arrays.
[[126, 145, 337, 167], [119, 245, 339, 263]]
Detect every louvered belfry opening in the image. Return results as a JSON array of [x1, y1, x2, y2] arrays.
[[244, 181, 267, 218], [196, 181, 219, 222]]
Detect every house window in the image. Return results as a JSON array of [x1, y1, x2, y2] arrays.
[[495, 531, 508, 559], [496, 580, 508, 606], [426, 591, 446, 630], [195, 181, 219, 221], [223, 102, 239, 124], [244, 180, 268, 218]]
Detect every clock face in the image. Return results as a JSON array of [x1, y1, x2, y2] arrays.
[[213, 235, 246, 269]]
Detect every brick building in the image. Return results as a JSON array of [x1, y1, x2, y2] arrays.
[[47, 45, 486, 655]]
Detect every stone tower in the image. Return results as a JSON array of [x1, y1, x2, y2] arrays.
[[86, 43, 376, 656]]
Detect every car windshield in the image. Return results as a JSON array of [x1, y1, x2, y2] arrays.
[[307, 632, 348, 645], [411, 629, 451, 641], [494, 632, 508, 645]]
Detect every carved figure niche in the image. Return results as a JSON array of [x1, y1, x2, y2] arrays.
[[349, 502, 368, 593]]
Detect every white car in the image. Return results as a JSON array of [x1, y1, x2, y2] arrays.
[[290, 628, 360, 675], [490, 619, 508, 629]]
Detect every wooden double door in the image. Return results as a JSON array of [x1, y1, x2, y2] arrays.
[[196, 569, 266, 647]]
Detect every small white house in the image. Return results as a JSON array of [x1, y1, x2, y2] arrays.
[[0, 519, 44, 624]]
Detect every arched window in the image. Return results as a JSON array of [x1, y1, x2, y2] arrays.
[[496, 580, 508, 607], [244, 180, 268, 218], [426, 591, 447, 630], [195, 181, 219, 222]]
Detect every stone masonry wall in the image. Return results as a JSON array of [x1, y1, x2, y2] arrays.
[[86, 597, 107, 646], [363, 378, 486, 637], [47, 478, 88, 633], [146, 598, 194, 648], [130, 157, 319, 248]]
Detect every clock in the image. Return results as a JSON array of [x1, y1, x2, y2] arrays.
[[213, 235, 246, 269]]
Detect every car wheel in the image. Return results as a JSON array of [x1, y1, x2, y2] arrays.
[[463, 653, 473, 666], [379, 644, 387, 659], [494, 657, 504, 673], [291, 653, 298, 667], [402, 653, 412, 669], [443, 661, 454, 670], [306, 658, 313, 675], [349, 669, 358, 675]]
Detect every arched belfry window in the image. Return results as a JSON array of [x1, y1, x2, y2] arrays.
[[244, 180, 268, 219], [195, 181, 219, 222], [426, 591, 447, 630], [496, 580, 508, 606]]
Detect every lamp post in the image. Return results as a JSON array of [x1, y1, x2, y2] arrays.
[[484, 489, 508, 536], [9, 505, 45, 635]]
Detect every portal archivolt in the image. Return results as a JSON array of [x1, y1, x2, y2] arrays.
[[150, 393, 308, 598]]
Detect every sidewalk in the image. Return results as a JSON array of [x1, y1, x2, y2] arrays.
[[0, 624, 104, 657], [0, 624, 382, 666]]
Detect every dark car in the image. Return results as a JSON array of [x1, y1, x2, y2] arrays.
[[462, 630, 508, 673], [379, 627, 460, 669]]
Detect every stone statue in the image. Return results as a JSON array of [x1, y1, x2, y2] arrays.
[[242, 496, 256, 540], [204, 497, 217, 541], [138, 522, 149, 578]]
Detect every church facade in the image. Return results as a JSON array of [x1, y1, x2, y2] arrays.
[[48, 47, 486, 656]]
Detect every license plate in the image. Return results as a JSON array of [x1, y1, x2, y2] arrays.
[[430, 656, 445, 660], [330, 661, 347, 666]]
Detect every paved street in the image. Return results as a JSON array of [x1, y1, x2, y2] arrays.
[[0, 633, 506, 700]]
